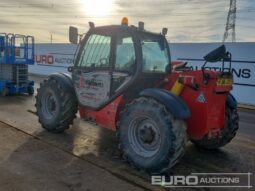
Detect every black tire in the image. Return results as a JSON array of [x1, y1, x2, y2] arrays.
[[35, 77, 78, 133], [191, 105, 239, 149], [118, 97, 187, 174]]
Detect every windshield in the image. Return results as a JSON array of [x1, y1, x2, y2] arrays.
[[141, 35, 169, 73]]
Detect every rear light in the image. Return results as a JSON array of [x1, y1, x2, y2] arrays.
[[216, 78, 233, 86], [215, 76, 233, 92]]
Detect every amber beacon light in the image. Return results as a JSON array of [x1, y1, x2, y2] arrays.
[[121, 17, 129, 25]]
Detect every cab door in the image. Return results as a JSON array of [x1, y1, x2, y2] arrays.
[[111, 32, 137, 95], [73, 31, 113, 108]]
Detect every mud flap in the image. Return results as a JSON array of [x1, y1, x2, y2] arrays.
[[139, 88, 191, 119]]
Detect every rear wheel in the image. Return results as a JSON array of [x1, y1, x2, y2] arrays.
[[118, 97, 187, 174], [35, 77, 78, 133], [191, 105, 239, 149]]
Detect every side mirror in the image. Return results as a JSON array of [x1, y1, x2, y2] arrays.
[[69, 26, 78, 44], [162, 28, 168, 36]]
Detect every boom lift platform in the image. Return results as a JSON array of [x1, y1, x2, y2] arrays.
[[0, 33, 35, 96]]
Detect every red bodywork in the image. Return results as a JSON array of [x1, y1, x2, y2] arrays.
[[164, 70, 232, 140], [79, 96, 125, 131], [79, 69, 233, 141]]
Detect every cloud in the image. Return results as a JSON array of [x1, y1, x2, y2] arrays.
[[0, 0, 253, 42]]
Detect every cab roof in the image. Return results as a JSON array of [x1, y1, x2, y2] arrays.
[[88, 24, 165, 38]]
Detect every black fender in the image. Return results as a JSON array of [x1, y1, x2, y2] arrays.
[[48, 73, 75, 94], [139, 88, 191, 119], [227, 93, 237, 110]]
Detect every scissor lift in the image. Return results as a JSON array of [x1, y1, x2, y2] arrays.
[[0, 33, 34, 96]]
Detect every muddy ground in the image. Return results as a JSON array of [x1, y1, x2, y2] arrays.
[[0, 76, 254, 191]]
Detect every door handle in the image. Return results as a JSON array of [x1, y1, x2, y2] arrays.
[[74, 69, 91, 75], [74, 69, 82, 75]]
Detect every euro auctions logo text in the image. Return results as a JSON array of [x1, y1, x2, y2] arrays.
[[152, 175, 199, 187], [151, 173, 253, 188], [35, 55, 74, 65]]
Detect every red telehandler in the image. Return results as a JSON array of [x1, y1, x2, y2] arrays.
[[35, 18, 239, 174]]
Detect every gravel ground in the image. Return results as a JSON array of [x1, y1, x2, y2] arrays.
[[0, 75, 254, 191]]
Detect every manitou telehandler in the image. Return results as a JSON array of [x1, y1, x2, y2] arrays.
[[35, 18, 239, 173]]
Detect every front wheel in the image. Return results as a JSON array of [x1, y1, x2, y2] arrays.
[[35, 77, 78, 133], [118, 97, 187, 174], [191, 105, 239, 149]]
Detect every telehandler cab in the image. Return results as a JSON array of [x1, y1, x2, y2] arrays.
[[36, 18, 239, 173]]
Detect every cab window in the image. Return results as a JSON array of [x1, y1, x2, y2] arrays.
[[115, 35, 136, 73], [78, 34, 111, 68], [141, 37, 169, 73]]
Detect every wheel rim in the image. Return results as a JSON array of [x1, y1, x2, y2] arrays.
[[41, 91, 58, 119], [128, 117, 161, 158]]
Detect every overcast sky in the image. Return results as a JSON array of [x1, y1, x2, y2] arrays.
[[0, 0, 254, 43]]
